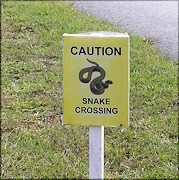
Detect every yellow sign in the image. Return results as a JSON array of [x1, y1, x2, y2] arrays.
[[63, 32, 129, 126]]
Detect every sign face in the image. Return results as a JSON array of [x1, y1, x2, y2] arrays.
[[63, 32, 129, 126]]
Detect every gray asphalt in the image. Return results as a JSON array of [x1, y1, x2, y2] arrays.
[[74, 1, 178, 61]]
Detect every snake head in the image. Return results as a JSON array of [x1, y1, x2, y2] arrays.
[[106, 80, 113, 84], [103, 80, 113, 88]]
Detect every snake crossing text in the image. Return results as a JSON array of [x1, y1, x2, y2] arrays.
[[74, 98, 118, 115]]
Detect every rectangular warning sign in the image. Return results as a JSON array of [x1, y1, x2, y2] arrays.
[[63, 32, 130, 126]]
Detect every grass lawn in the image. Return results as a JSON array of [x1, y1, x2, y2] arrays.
[[1, 1, 178, 179]]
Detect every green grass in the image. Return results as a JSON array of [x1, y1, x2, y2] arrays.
[[1, 1, 178, 179]]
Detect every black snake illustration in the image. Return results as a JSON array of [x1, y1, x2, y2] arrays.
[[79, 58, 113, 95]]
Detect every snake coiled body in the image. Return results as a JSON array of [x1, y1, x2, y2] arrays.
[[79, 59, 113, 95]]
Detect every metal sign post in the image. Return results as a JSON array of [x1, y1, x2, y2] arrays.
[[89, 126, 104, 179]]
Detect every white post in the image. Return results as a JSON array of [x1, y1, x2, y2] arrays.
[[89, 126, 104, 179]]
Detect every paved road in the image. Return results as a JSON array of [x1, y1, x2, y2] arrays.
[[75, 1, 178, 61]]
